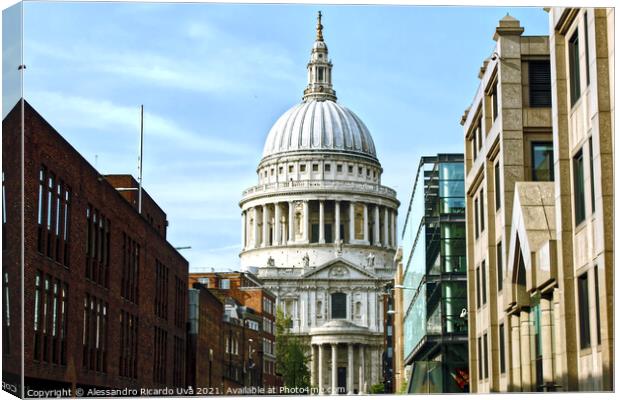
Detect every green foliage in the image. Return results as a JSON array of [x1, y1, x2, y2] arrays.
[[275, 306, 311, 389], [398, 378, 409, 394], [370, 383, 385, 394]]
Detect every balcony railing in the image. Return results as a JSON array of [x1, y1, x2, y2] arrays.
[[241, 179, 397, 199]]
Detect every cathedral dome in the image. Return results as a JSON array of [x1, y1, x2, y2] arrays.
[[261, 100, 377, 160]]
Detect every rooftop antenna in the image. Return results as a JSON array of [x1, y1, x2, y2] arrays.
[[138, 105, 144, 214]]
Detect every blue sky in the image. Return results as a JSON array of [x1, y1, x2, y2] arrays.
[[3, 2, 549, 270]]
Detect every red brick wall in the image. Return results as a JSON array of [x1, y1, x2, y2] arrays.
[[2, 101, 189, 391]]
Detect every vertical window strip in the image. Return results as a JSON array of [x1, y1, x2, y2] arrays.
[[481, 260, 487, 304], [495, 162, 501, 210], [584, 12, 590, 85], [499, 323, 506, 374], [573, 149, 586, 224], [569, 29, 581, 105], [589, 137, 596, 213], [594, 266, 601, 345], [577, 273, 591, 349], [497, 241, 503, 291], [483, 333, 489, 379], [480, 189, 485, 232], [476, 266, 481, 309]]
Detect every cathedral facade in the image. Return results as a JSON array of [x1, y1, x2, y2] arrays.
[[239, 13, 399, 394]]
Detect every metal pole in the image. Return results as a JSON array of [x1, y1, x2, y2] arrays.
[[138, 105, 144, 214]]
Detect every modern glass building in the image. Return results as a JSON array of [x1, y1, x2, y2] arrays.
[[400, 154, 468, 393]]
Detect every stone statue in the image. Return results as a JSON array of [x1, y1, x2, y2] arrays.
[[366, 253, 375, 268], [267, 256, 275, 267], [302, 253, 310, 268], [334, 239, 343, 255]]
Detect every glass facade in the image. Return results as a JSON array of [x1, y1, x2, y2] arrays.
[[401, 155, 468, 394]]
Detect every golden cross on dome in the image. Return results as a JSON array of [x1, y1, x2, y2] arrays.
[[316, 11, 324, 41]]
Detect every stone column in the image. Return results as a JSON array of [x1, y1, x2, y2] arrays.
[[391, 210, 397, 248], [358, 345, 366, 394], [288, 201, 294, 244], [520, 310, 532, 391], [347, 344, 354, 395], [303, 200, 309, 242], [362, 203, 369, 243], [373, 205, 381, 246], [510, 313, 522, 390], [319, 200, 325, 243], [349, 202, 355, 243], [318, 344, 325, 394], [262, 205, 269, 247], [311, 345, 318, 388], [392, 210, 398, 247], [541, 297, 554, 390], [334, 201, 341, 242], [253, 207, 259, 248], [383, 208, 389, 248], [241, 211, 246, 250], [331, 343, 338, 395], [274, 202, 281, 246]]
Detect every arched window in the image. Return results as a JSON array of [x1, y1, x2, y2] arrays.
[[331, 293, 347, 319]]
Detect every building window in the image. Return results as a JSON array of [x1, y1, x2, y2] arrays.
[[348, 165, 353, 174], [155, 260, 169, 320], [479, 189, 485, 232], [472, 136, 478, 160], [173, 336, 185, 387], [491, 82, 499, 121], [573, 149, 586, 225], [82, 294, 108, 372], [589, 137, 596, 213], [594, 266, 601, 345], [300, 164, 306, 173], [481, 260, 487, 305], [336, 164, 342, 172], [474, 198, 479, 239], [153, 326, 167, 384], [86, 206, 110, 287], [497, 241, 503, 291], [174, 277, 185, 329], [37, 167, 46, 252], [483, 333, 489, 379], [529, 60, 552, 107], [312, 164, 319, 172], [569, 29, 581, 106], [584, 12, 590, 85], [288, 165, 294, 173], [532, 142, 554, 181], [499, 323, 506, 374], [121, 233, 140, 304], [577, 273, 590, 349], [279, 166, 283, 174], [318, 67, 324, 81], [477, 336, 483, 379], [476, 266, 481, 309], [331, 292, 346, 319], [119, 311, 138, 379], [358, 166, 363, 175], [220, 279, 230, 289], [495, 161, 501, 210], [325, 164, 331, 172]]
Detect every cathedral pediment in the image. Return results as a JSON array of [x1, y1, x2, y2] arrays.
[[301, 257, 378, 280]]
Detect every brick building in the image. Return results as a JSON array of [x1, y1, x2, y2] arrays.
[[186, 282, 224, 393], [189, 270, 279, 390], [2, 100, 189, 395]]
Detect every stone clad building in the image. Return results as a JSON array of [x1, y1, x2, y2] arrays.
[[239, 13, 399, 394], [461, 9, 614, 393]]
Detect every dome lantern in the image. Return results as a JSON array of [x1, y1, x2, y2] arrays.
[[303, 11, 337, 102]]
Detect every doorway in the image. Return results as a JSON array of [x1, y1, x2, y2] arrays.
[[337, 367, 347, 395]]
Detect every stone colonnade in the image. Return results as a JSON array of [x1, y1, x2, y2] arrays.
[[310, 342, 380, 395], [241, 200, 397, 251]]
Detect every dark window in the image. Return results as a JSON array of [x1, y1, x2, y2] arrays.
[[584, 12, 590, 85], [120, 311, 139, 379], [174, 277, 185, 329], [532, 142, 554, 181], [474, 198, 479, 239], [82, 294, 108, 372], [121, 233, 140, 304], [476, 266, 481, 309], [472, 136, 478, 160], [479, 189, 485, 232], [331, 293, 346, 319], [577, 273, 591, 349], [477, 336, 483, 379], [589, 137, 596, 213], [325, 164, 331, 172], [481, 260, 487, 305], [312, 164, 319, 172], [499, 323, 506, 373], [300, 164, 306, 172], [483, 333, 489, 379], [311, 224, 319, 243], [86, 206, 109, 286], [495, 162, 501, 210], [348, 165, 353, 173], [155, 260, 169, 320], [569, 30, 581, 106], [573, 149, 586, 225], [594, 266, 601, 344], [358, 166, 363, 175], [497, 241, 503, 291], [37, 167, 46, 253], [529, 60, 552, 107], [491, 82, 499, 121], [318, 67, 324, 81], [336, 164, 342, 172]]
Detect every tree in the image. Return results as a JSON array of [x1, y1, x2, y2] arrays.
[[275, 306, 311, 389]]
